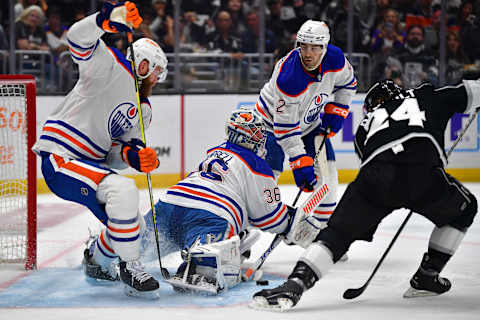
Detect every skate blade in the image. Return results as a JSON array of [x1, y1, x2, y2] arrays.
[[85, 276, 119, 286], [123, 285, 160, 299], [164, 277, 219, 295], [248, 296, 293, 312], [403, 287, 442, 298]]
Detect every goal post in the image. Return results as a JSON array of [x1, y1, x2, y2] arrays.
[[0, 74, 37, 270]]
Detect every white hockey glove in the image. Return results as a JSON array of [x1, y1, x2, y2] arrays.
[[283, 206, 324, 249], [96, 1, 142, 33]]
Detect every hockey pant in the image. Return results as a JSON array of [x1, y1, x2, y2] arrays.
[[40, 152, 143, 265]]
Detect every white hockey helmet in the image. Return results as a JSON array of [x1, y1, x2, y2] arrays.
[[127, 38, 168, 82], [296, 20, 330, 47], [226, 108, 266, 157]]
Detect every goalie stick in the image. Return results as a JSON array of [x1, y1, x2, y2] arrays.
[[343, 110, 478, 300], [243, 131, 330, 281], [127, 32, 170, 280]]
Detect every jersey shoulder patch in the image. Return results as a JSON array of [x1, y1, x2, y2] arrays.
[[276, 49, 316, 97], [320, 44, 346, 74]]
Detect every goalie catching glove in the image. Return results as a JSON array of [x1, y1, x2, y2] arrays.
[[96, 1, 143, 33], [282, 206, 324, 249], [121, 139, 159, 173]]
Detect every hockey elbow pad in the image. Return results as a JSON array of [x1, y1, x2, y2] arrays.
[[96, 1, 142, 33], [321, 102, 349, 137], [121, 139, 159, 173]]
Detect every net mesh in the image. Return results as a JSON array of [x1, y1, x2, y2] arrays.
[[0, 83, 29, 264]]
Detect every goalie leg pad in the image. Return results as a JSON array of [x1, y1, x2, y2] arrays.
[[97, 174, 141, 261], [167, 236, 242, 294]]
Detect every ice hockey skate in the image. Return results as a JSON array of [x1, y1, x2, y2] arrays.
[[403, 268, 452, 298], [119, 260, 160, 298], [249, 279, 304, 312], [82, 249, 119, 284]]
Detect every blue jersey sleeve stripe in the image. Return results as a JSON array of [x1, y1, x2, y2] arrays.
[[39, 135, 104, 162], [166, 190, 240, 233], [45, 120, 108, 155], [67, 38, 98, 50], [258, 95, 274, 119], [273, 122, 300, 128], [177, 182, 244, 225], [260, 211, 289, 231], [248, 203, 283, 223], [276, 131, 302, 141]]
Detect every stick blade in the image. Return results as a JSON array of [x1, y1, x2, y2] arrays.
[[343, 287, 365, 300]]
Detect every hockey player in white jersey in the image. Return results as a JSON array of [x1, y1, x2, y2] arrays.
[[256, 20, 357, 228], [136, 108, 323, 294], [31, 1, 168, 297]]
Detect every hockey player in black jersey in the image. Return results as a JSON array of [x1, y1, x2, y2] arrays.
[[250, 79, 480, 311]]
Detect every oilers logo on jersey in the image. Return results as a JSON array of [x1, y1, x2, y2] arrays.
[[108, 102, 137, 139], [304, 93, 329, 124]]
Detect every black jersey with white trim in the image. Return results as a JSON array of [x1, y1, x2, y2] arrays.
[[354, 82, 469, 167]]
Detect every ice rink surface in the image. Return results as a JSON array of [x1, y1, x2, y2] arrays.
[[1, 184, 479, 320]]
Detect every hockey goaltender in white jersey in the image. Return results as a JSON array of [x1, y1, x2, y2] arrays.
[[137, 109, 325, 294], [32, 1, 168, 298]]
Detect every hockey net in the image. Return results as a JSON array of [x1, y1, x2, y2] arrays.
[[0, 75, 37, 270]]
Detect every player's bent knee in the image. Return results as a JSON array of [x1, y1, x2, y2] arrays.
[[449, 195, 477, 231], [98, 175, 139, 220], [314, 227, 351, 263]]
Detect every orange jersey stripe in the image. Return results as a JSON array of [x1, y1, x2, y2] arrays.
[[254, 205, 287, 228], [44, 126, 103, 159], [100, 232, 115, 254], [107, 224, 140, 234], [169, 185, 242, 227], [53, 154, 107, 185]]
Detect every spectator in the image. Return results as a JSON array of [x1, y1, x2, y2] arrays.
[[150, 0, 174, 52], [404, 0, 435, 30], [375, 0, 393, 26], [389, 24, 438, 88], [15, 5, 49, 51], [180, 11, 208, 51], [241, 10, 277, 54], [324, 0, 367, 52], [455, 0, 480, 63], [15, 0, 48, 20], [370, 8, 406, 54], [225, 0, 248, 35], [354, 0, 377, 48], [370, 8, 406, 83], [45, 7, 68, 61], [267, 0, 304, 48], [445, 30, 471, 84], [206, 10, 243, 55]]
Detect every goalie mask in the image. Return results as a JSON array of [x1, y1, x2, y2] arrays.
[[226, 109, 266, 157], [127, 38, 168, 82], [364, 79, 404, 113]]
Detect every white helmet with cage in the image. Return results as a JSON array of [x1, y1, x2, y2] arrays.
[[225, 108, 266, 157], [296, 20, 330, 47], [127, 37, 168, 82]]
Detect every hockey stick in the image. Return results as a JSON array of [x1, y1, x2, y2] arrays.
[[243, 131, 330, 281], [343, 111, 478, 300], [127, 32, 170, 280]]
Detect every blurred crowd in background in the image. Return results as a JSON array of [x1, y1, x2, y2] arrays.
[[1, 0, 480, 94]]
